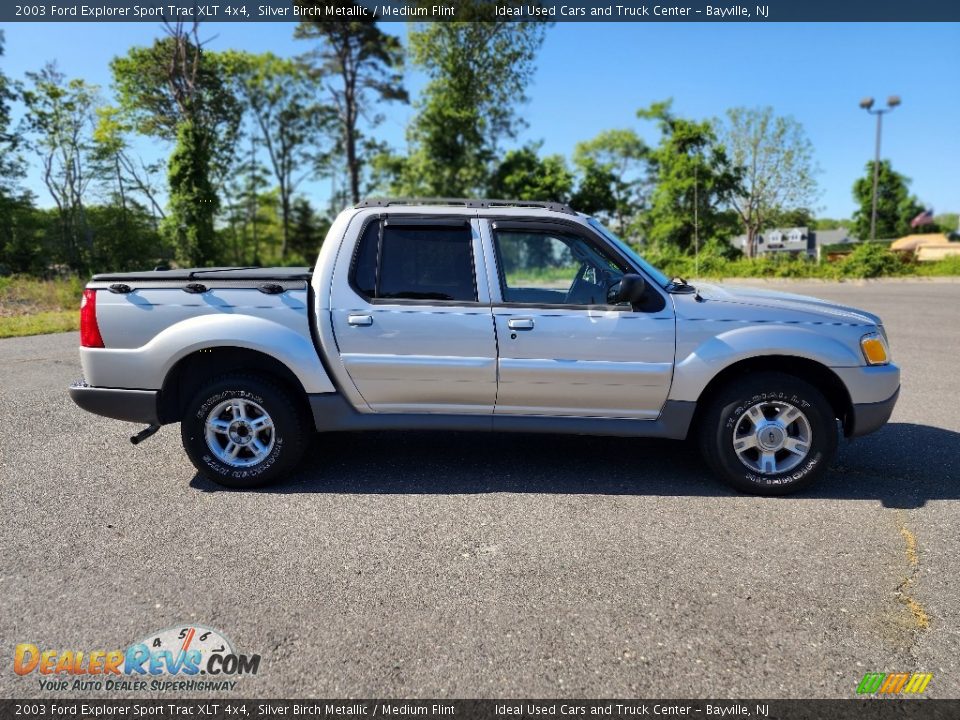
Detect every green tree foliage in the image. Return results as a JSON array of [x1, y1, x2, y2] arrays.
[[0, 31, 24, 196], [487, 144, 574, 202], [852, 160, 927, 240], [294, 13, 407, 205], [91, 105, 166, 223], [638, 101, 740, 253], [0, 31, 40, 275], [288, 196, 330, 261], [814, 218, 854, 231], [111, 24, 241, 266], [934, 213, 959, 235], [164, 120, 219, 265], [225, 51, 335, 258], [720, 106, 818, 257], [571, 129, 647, 235], [766, 207, 816, 230], [393, 16, 548, 197], [22, 64, 100, 273], [840, 241, 906, 278], [222, 136, 272, 265]]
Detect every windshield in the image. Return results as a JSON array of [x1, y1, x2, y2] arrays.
[[585, 217, 671, 289]]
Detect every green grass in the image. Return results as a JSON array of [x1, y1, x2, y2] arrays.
[[0, 276, 84, 338], [0, 310, 79, 339]]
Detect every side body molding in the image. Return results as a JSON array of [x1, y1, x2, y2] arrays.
[[80, 313, 336, 394]]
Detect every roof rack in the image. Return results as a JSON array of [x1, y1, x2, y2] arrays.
[[356, 197, 577, 216]]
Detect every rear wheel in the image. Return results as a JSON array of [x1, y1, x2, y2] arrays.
[[181, 374, 306, 489], [697, 372, 838, 495]]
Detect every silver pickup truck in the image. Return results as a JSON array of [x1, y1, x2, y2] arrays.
[[70, 199, 899, 495]]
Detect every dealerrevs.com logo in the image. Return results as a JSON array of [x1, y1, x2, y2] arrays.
[[14, 624, 261, 692]]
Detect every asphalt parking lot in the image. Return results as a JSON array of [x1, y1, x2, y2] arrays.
[[1, 279, 959, 700]]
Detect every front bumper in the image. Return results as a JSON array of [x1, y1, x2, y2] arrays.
[[69, 382, 160, 425], [848, 386, 900, 437]]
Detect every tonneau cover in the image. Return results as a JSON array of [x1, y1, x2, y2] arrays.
[[91, 266, 312, 282]]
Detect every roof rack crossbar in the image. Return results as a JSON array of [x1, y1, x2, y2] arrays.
[[356, 197, 577, 215]]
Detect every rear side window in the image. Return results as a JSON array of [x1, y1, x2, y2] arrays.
[[351, 220, 477, 302]]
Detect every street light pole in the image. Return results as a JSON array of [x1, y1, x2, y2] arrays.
[[859, 96, 901, 241]]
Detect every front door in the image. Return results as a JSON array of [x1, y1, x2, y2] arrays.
[[486, 221, 675, 419], [331, 216, 497, 414]]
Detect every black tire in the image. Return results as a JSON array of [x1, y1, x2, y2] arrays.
[[181, 374, 307, 489], [697, 371, 838, 496]]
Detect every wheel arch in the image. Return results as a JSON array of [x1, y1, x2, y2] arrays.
[[690, 355, 855, 437], [158, 346, 312, 424]]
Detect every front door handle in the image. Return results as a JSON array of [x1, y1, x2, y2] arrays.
[[347, 314, 373, 327], [507, 317, 535, 330]]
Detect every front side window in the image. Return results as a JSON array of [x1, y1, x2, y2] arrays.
[[494, 230, 627, 306], [351, 220, 477, 302]]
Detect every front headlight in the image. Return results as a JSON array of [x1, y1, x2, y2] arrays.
[[861, 332, 890, 365]]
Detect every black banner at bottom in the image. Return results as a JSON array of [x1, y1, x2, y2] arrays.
[[3, 699, 958, 720]]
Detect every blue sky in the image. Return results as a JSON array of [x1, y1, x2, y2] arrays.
[[2, 21, 959, 219]]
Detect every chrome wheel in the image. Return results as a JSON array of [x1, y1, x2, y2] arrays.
[[204, 398, 275, 468], [732, 400, 812, 475]]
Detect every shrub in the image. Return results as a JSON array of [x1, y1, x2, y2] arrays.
[[839, 243, 906, 279]]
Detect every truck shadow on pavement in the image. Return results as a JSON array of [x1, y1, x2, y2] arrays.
[[190, 422, 957, 509]]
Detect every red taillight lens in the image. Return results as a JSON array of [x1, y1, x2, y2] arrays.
[[80, 288, 104, 348]]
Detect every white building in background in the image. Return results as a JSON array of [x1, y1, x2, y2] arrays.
[[731, 227, 860, 259]]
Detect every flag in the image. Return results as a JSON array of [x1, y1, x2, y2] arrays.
[[911, 209, 935, 228]]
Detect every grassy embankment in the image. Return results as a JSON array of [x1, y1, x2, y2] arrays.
[[0, 276, 84, 339]]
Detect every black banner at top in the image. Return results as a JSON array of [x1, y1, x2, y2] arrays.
[[4, 0, 960, 23]]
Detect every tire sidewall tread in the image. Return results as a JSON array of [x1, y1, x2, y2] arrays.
[[698, 371, 838, 496], [181, 374, 306, 489]]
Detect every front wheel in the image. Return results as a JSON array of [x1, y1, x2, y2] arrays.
[[181, 374, 307, 489], [697, 372, 838, 495]]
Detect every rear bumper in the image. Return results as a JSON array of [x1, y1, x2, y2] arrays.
[[848, 386, 900, 437], [69, 382, 160, 425]]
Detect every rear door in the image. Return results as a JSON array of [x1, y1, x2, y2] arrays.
[[331, 216, 498, 414], [483, 219, 676, 419]]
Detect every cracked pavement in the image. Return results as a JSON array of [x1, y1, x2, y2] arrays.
[[1, 280, 958, 698]]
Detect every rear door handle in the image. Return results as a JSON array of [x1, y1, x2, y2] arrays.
[[507, 317, 535, 330], [347, 314, 373, 326]]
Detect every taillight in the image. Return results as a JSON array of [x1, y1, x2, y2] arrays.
[[80, 288, 104, 348]]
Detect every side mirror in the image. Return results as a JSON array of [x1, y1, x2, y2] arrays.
[[614, 273, 647, 305]]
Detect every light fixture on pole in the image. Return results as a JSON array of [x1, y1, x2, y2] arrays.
[[859, 95, 901, 241]]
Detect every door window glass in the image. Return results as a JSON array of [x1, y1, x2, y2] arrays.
[[494, 230, 627, 306]]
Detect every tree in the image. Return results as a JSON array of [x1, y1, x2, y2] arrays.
[[295, 12, 406, 205], [111, 22, 242, 265], [22, 63, 100, 272], [851, 160, 926, 240], [572, 129, 647, 235], [487, 144, 573, 202], [0, 30, 39, 275], [638, 101, 740, 253], [0, 30, 24, 199], [226, 51, 335, 258], [288, 197, 330, 262], [91, 106, 166, 223], [166, 120, 219, 264], [719, 107, 819, 257], [395, 15, 548, 197]]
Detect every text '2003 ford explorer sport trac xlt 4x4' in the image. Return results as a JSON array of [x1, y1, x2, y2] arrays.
[[69, 199, 900, 495]]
